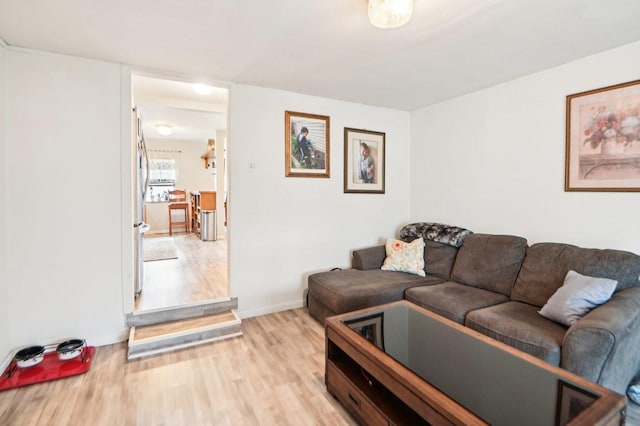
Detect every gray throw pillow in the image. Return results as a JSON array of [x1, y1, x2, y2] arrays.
[[628, 382, 640, 405], [538, 270, 617, 326]]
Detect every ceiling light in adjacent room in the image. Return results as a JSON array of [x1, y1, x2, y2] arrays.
[[193, 83, 214, 96], [156, 124, 173, 136], [368, 0, 413, 29]]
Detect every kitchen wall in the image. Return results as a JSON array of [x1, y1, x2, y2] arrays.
[[0, 42, 10, 362], [144, 138, 216, 234], [410, 40, 640, 255], [5, 48, 128, 348], [228, 84, 411, 317]]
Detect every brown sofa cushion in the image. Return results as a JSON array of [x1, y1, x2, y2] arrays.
[[308, 292, 339, 324], [465, 301, 567, 365], [405, 282, 508, 324], [451, 234, 528, 296], [352, 245, 386, 270], [307, 269, 442, 317], [422, 240, 459, 280], [511, 243, 640, 308]]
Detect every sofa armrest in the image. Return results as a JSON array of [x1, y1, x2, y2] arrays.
[[352, 245, 386, 270], [562, 285, 640, 393]]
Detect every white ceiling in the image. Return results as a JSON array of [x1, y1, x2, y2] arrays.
[[132, 75, 227, 143], [2, 0, 640, 111]]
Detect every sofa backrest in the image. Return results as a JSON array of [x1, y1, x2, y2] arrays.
[[511, 242, 640, 308], [450, 233, 528, 296], [423, 240, 459, 280], [399, 222, 472, 280]]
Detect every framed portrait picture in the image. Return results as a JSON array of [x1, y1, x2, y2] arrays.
[[343, 312, 385, 351], [344, 127, 385, 193], [565, 79, 640, 191], [555, 380, 599, 425], [285, 111, 330, 178]]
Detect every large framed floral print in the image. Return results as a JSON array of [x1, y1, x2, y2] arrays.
[[565, 79, 640, 192]]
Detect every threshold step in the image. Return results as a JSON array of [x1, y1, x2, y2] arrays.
[[126, 297, 238, 327], [127, 310, 242, 360]]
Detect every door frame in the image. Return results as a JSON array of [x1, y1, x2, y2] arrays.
[[120, 67, 232, 316]]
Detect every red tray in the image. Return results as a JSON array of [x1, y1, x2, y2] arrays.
[[0, 346, 95, 391]]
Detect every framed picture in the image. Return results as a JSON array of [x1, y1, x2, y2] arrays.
[[344, 128, 386, 193], [565, 79, 640, 191], [343, 312, 385, 350], [555, 380, 599, 425], [285, 111, 330, 178]]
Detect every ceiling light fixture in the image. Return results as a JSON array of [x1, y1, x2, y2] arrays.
[[156, 124, 173, 136], [193, 83, 214, 96], [368, 0, 413, 29]]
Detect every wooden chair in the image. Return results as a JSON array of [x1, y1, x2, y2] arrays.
[[168, 189, 190, 235]]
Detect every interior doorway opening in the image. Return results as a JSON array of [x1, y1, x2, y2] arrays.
[[132, 73, 229, 313]]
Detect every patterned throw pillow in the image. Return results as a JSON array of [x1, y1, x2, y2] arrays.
[[381, 238, 426, 276]]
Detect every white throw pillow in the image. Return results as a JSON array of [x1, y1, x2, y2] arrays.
[[538, 270, 617, 326], [381, 238, 426, 277]]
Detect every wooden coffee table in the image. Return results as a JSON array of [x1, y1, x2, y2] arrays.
[[325, 300, 626, 425]]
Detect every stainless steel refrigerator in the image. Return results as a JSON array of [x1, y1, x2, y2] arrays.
[[133, 107, 150, 296]]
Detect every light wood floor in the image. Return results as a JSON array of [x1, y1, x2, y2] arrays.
[[1, 308, 638, 425], [136, 233, 228, 312], [0, 309, 356, 426]]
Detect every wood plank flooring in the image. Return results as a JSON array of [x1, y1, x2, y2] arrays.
[[2, 308, 638, 425], [0, 309, 356, 426], [136, 233, 228, 312]]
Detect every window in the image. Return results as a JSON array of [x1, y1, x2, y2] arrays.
[[146, 157, 177, 202], [149, 158, 177, 185]]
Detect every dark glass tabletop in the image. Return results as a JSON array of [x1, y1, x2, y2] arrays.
[[342, 303, 600, 426]]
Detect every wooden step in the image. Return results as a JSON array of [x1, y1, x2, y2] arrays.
[[127, 310, 242, 360], [126, 297, 238, 327]]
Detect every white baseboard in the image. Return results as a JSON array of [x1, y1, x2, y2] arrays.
[[87, 328, 131, 346], [1, 349, 16, 374], [236, 300, 304, 319]]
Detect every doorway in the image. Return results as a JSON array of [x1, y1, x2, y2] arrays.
[[132, 74, 229, 313]]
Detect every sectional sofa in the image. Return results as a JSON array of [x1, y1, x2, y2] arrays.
[[307, 222, 640, 395]]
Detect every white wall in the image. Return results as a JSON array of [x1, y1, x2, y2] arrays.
[[0, 42, 10, 361], [228, 85, 411, 317], [144, 138, 216, 234], [0, 50, 411, 348], [6, 38, 636, 350], [410, 41, 640, 254], [5, 49, 128, 347]]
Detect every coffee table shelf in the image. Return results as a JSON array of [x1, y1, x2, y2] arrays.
[[327, 341, 426, 425]]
